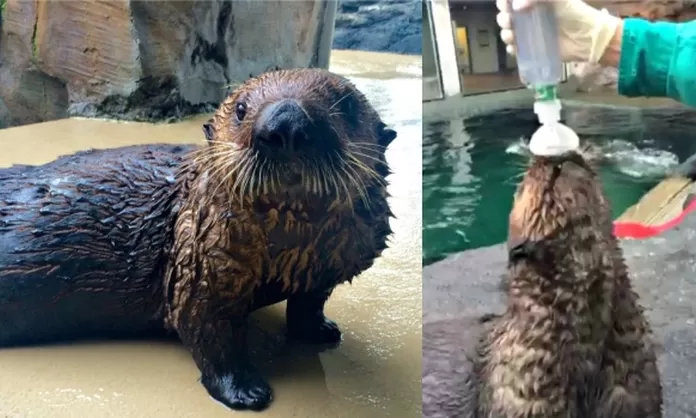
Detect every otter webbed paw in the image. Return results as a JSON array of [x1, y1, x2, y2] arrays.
[[288, 314, 342, 345], [202, 367, 273, 411], [286, 288, 342, 345]]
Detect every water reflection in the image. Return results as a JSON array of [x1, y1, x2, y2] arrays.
[[423, 103, 696, 264]]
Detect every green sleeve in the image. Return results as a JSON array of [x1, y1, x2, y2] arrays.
[[618, 18, 696, 107]]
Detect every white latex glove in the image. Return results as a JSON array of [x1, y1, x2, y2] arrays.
[[495, 0, 622, 64]]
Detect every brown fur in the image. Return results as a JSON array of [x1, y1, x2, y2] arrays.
[[162, 68, 396, 410], [0, 68, 396, 412], [474, 152, 662, 418]]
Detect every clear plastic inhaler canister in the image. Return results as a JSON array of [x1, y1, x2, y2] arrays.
[[510, 1, 579, 156]]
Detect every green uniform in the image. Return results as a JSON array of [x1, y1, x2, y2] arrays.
[[619, 18, 696, 107]]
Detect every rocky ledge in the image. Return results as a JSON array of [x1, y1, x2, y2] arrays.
[[0, 0, 332, 129], [333, 0, 421, 55]]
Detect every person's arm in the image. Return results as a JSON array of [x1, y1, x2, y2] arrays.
[[608, 18, 696, 106]]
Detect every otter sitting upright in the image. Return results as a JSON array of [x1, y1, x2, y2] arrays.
[[472, 152, 662, 417], [0, 69, 397, 411]]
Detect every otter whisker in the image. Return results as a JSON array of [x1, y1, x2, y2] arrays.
[[318, 159, 330, 197], [247, 154, 258, 199], [201, 152, 242, 186], [209, 150, 249, 201], [336, 167, 354, 212], [204, 149, 247, 188], [333, 151, 354, 211], [345, 160, 373, 210], [181, 145, 242, 169], [249, 153, 263, 198], [325, 155, 342, 202], [346, 142, 388, 154], [293, 100, 314, 124], [346, 153, 382, 189], [306, 163, 316, 195], [347, 142, 389, 151], [258, 159, 269, 196], [206, 139, 237, 146], [346, 153, 387, 189], [179, 144, 229, 168], [270, 160, 279, 195], [329, 92, 354, 110], [192, 149, 245, 169], [345, 149, 386, 166], [236, 153, 257, 205], [312, 162, 319, 196], [339, 157, 369, 211], [230, 155, 251, 203]]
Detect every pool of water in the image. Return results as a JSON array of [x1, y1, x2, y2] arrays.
[[423, 103, 696, 265]]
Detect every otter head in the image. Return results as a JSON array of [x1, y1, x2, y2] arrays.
[[200, 68, 396, 206], [507, 152, 613, 268]]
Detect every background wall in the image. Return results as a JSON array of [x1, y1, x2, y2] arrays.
[[332, 0, 422, 54], [0, 0, 336, 128]]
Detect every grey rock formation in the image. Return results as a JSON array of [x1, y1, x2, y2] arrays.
[[423, 214, 696, 416], [333, 0, 421, 55], [0, 0, 335, 128]]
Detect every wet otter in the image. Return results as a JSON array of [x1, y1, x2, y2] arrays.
[[470, 152, 662, 417], [0, 68, 397, 411]]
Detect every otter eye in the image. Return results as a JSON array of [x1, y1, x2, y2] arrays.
[[551, 164, 563, 181], [235, 102, 247, 122]]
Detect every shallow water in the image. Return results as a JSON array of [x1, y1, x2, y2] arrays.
[[423, 100, 696, 264], [0, 50, 422, 418]]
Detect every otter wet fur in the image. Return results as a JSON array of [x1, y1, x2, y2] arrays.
[[469, 152, 662, 418], [0, 68, 397, 411]]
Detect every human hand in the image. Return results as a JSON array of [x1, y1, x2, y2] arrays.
[[495, 0, 622, 64]]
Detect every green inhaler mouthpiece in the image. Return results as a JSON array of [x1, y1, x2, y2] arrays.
[[528, 89, 580, 156], [533, 85, 558, 102]]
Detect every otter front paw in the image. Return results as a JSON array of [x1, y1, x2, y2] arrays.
[[288, 315, 342, 344], [202, 368, 273, 411]]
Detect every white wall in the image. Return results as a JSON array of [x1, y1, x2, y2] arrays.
[[453, 8, 499, 74], [429, 0, 462, 97]]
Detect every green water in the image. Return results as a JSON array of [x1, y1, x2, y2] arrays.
[[422, 105, 693, 265]]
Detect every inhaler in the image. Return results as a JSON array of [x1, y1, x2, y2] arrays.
[[511, 1, 579, 156]]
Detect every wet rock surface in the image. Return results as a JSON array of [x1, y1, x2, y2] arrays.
[[423, 213, 696, 417], [0, 0, 331, 128], [333, 0, 421, 55]]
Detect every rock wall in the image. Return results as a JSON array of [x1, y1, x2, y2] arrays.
[[0, 0, 335, 129], [333, 0, 421, 55]]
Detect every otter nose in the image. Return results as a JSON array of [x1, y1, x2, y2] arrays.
[[254, 99, 312, 152]]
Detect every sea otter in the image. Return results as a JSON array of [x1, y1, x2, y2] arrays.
[[0, 68, 397, 411], [470, 152, 662, 417]]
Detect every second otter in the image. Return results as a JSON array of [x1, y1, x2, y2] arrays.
[[0, 69, 396, 411], [471, 153, 662, 417]]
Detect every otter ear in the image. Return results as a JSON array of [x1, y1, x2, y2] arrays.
[[507, 237, 536, 263], [377, 123, 397, 147], [202, 119, 215, 142]]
